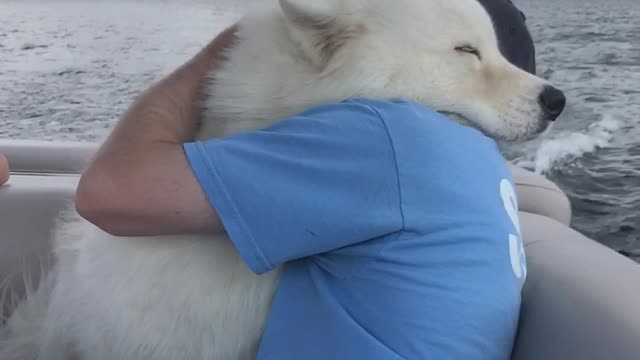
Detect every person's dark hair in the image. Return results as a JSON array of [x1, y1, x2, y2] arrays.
[[477, 0, 536, 75]]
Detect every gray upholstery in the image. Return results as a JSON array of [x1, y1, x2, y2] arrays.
[[513, 212, 640, 360], [0, 140, 639, 359]]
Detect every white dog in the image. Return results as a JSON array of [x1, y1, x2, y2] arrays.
[[1, 0, 566, 359]]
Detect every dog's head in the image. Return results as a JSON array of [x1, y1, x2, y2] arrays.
[[277, 0, 566, 140]]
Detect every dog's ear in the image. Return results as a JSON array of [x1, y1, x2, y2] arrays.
[[279, 0, 364, 69]]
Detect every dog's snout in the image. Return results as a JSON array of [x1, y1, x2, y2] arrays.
[[538, 85, 566, 121]]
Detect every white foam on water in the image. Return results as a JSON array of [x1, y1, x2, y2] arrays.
[[512, 112, 623, 174]]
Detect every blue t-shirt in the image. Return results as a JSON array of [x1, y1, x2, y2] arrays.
[[183, 98, 527, 360]]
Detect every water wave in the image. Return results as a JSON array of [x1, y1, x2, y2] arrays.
[[511, 112, 624, 174]]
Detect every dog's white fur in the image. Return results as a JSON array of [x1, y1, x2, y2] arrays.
[[1, 0, 564, 359]]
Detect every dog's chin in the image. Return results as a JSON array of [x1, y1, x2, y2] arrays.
[[438, 111, 490, 136], [438, 111, 551, 142], [438, 111, 473, 127], [503, 118, 553, 142]]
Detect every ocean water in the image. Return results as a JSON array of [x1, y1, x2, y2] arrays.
[[0, 0, 638, 260], [508, 0, 640, 260]]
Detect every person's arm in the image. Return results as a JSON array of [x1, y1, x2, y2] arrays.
[[181, 100, 404, 274], [0, 153, 9, 186], [75, 25, 238, 237]]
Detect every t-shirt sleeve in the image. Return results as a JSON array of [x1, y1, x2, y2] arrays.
[[183, 100, 404, 274]]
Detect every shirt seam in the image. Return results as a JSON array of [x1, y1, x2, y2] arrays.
[[308, 101, 405, 280], [364, 103, 406, 231], [193, 142, 273, 272]]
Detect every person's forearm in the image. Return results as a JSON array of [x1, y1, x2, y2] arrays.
[[76, 26, 237, 236]]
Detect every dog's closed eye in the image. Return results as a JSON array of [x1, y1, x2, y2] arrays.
[[455, 44, 481, 60]]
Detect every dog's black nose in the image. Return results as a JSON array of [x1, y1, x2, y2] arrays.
[[538, 85, 566, 121]]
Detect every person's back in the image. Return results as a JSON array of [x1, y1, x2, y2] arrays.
[[185, 98, 527, 359]]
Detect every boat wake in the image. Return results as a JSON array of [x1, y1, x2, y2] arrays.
[[509, 112, 624, 174]]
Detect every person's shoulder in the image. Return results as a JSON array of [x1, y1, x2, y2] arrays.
[[282, 98, 492, 145], [269, 98, 391, 136], [292, 98, 385, 123], [294, 97, 430, 121], [341, 97, 437, 117], [356, 99, 503, 160], [353, 98, 477, 137], [347, 98, 453, 126]]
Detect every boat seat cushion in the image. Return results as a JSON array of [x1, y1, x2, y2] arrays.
[[512, 212, 640, 360]]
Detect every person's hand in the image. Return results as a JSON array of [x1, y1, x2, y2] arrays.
[[195, 25, 239, 73], [75, 25, 239, 236], [0, 153, 9, 186]]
